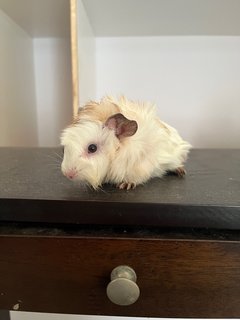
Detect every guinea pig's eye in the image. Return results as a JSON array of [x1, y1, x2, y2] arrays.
[[88, 144, 98, 154]]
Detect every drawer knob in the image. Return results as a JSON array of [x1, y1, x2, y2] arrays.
[[106, 265, 140, 306]]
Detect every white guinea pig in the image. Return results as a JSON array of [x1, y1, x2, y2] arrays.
[[61, 96, 191, 190]]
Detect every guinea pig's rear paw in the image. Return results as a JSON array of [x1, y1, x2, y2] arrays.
[[117, 182, 136, 190], [175, 167, 186, 177]]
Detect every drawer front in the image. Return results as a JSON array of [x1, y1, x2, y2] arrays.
[[0, 236, 240, 317]]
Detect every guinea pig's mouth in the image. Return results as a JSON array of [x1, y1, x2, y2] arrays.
[[62, 168, 79, 180], [62, 168, 89, 184], [61, 165, 101, 190]]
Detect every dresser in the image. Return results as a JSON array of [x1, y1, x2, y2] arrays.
[[0, 148, 240, 318]]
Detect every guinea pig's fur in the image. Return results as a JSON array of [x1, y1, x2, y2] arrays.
[[61, 96, 191, 189]]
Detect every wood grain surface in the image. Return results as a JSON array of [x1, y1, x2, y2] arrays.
[[0, 234, 240, 317], [0, 310, 10, 320]]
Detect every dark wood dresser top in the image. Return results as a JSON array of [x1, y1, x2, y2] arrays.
[[0, 148, 239, 229]]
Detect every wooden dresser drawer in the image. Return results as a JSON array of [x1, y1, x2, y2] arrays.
[[1, 233, 240, 318], [1, 148, 240, 318]]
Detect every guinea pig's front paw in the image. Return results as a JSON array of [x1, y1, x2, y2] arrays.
[[117, 182, 136, 190], [175, 167, 186, 177]]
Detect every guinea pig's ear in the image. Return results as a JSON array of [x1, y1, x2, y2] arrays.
[[105, 113, 138, 139]]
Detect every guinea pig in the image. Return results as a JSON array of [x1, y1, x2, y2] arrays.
[[61, 96, 191, 190]]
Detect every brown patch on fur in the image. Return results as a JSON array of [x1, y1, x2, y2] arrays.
[[67, 115, 81, 128], [69, 99, 121, 126]]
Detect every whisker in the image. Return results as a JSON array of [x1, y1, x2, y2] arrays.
[[54, 152, 63, 160], [45, 154, 60, 160], [47, 161, 61, 167], [98, 187, 108, 194], [44, 155, 62, 164], [46, 163, 61, 167]]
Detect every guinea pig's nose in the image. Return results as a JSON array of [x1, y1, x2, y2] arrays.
[[64, 168, 77, 180]]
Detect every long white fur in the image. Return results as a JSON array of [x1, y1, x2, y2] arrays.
[[61, 96, 191, 189]]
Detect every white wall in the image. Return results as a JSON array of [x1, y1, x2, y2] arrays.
[[10, 312, 237, 320], [11, 313, 94, 319], [0, 0, 70, 38], [11, 313, 147, 320], [0, 8, 72, 147], [34, 38, 72, 146], [96, 36, 240, 148], [0, 8, 38, 146], [82, 0, 240, 37], [10, 312, 178, 320]]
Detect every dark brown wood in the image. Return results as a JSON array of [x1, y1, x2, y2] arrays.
[[0, 148, 240, 229], [1, 148, 240, 318], [0, 310, 10, 320], [1, 234, 240, 318]]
